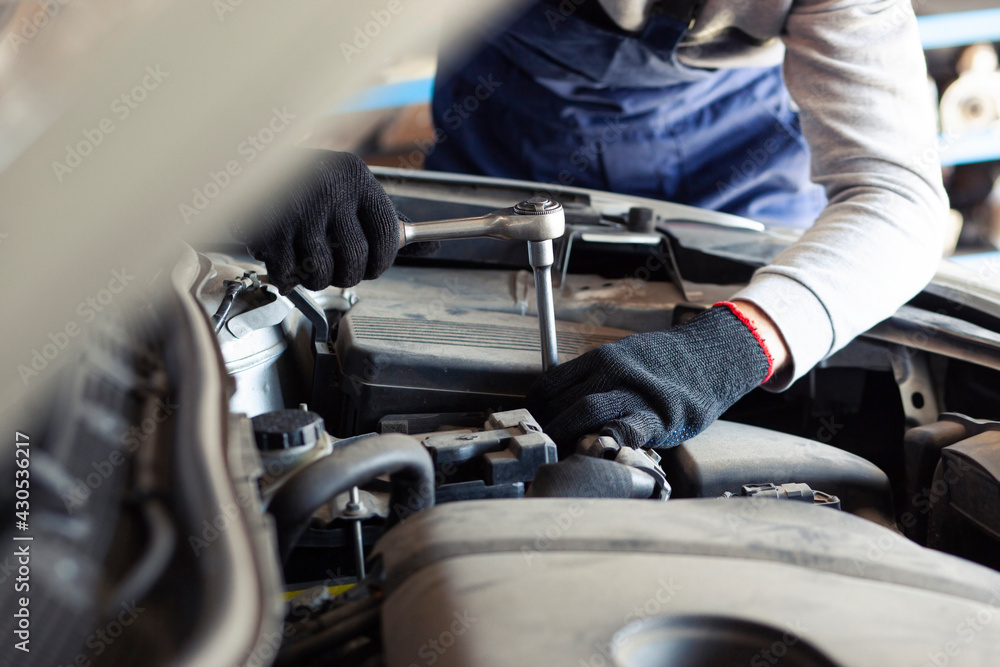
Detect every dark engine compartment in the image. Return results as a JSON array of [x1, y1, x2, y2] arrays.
[[11, 177, 1000, 667], [206, 179, 1000, 592]]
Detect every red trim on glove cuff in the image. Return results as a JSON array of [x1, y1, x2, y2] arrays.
[[713, 301, 775, 384]]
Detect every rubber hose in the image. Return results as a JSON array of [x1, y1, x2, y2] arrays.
[[268, 433, 434, 561], [526, 454, 654, 499]]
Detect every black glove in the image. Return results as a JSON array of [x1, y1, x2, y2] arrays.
[[234, 150, 434, 293], [527, 303, 774, 451]]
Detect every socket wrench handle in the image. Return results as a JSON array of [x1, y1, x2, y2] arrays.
[[397, 199, 565, 248], [397, 197, 564, 371]]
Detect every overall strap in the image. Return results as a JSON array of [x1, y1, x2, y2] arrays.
[[649, 0, 704, 29], [496, 1, 708, 87]]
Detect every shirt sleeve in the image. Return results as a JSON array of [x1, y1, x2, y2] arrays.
[[732, 0, 950, 389]]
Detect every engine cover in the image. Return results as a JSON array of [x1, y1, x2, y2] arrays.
[[375, 499, 1000, 667], [332, 300, 631, 434], [658, 420, 894, 525]]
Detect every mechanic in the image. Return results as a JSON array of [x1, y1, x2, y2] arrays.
[[237, 0, 948, 452]]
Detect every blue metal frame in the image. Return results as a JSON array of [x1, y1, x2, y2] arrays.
[[917, 9, 1000, 51], [940, 129, 1000, 167], [337, 78, 434, 113]]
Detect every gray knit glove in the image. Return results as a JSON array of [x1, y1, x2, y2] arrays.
[[527, 303, 774, 451]]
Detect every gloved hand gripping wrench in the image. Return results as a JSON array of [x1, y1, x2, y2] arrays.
[[398, 196, 564, 370]]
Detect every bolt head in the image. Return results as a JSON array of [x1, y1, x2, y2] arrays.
[[515, 197, 561, 215]]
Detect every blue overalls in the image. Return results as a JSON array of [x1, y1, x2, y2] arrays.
[[425, 1, 826, 228]]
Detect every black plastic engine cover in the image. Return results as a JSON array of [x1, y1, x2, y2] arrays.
[[332, 301, 630, 435], [658, 420, 894, 525]]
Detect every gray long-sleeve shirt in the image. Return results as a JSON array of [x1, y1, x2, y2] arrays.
[[602, 0, 949, 387]]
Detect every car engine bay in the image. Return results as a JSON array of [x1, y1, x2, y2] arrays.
[[10, 171, 1000, 667]]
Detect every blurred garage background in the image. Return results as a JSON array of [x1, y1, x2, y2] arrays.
[[310, 0, 1000, 260]]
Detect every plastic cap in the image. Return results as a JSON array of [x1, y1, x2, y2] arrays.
[[252, 409, 325, 451]]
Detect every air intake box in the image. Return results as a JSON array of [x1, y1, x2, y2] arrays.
[[928, 423, 1000, 569], [658, 420, 895, 524], [332, 301, 631, 435]]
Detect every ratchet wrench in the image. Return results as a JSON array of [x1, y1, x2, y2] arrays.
[[398, 197, 564, 371]]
